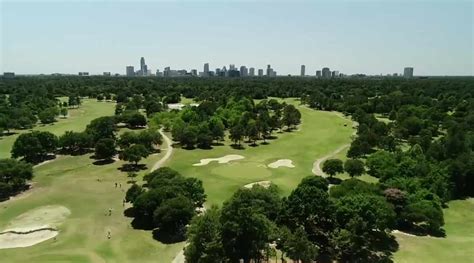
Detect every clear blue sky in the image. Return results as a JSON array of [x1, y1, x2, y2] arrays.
[[1, 0, 473, 76]]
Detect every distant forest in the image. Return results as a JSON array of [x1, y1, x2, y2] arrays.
[[1, 76, 473, 262]]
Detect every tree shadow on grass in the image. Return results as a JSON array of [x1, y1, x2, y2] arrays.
[[92, 159, 115, 166], [211, 142, 225, 147], [118, 163, 147, 172], [130, 216, 154, 230], [123, 207, 135, 218], [152, 228, 186, 244], [230, 144, 245, 150]]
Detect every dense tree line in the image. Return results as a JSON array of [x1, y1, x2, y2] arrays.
[[168, 98, 300, 149], [125, 167, 205, 242], [185, 177, 401, 263], [0, 159, 33, 200]]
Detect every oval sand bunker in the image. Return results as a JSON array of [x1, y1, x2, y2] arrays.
[[244, 181, 272, 189], [268, 159, 295, 168], [0, 205, 70, 249], [193, 154, 244, 166]]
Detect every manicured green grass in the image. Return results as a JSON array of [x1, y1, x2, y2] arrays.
[[393, 199, 474, 263], [0, 99, 115, 159], [168, 99, 356, 205]]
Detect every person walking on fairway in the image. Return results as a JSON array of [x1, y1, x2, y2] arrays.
[[108, 208, 112, 216], [107, 231, 111, 239]]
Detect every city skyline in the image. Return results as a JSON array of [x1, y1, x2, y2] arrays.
[[1, 1, 473, 76]]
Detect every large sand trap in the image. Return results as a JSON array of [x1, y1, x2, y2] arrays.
[[268, 159, 295, 168], [244, 181, 272, 189], [193, 154, 244, 166], [0, 229, 58, 249], [0, 205, 70, 249]]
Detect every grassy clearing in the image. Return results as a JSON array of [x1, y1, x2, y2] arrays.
[[0, 99, 114, 159], [393, 199, 474, 263]]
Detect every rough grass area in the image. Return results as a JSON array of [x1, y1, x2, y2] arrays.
[[0, 100, 182, 262]]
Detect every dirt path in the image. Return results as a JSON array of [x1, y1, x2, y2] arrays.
[[151, 129, 174, 172], [311, 144, 350, 177], [172, 249, 185, 263]]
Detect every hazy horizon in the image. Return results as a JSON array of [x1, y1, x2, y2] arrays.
[[1, 0, 473, 76]]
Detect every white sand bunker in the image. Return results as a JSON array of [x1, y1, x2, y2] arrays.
[[193, 154, 244, 166], [244, 181, 272, 189], [0, 205, 70, 249], [268, 159, 295, 168]]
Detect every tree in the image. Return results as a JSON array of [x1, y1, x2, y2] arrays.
[[11, 131, 58, 163], [181, 125, 198, 149], [282, 104, 301, 130], [279, 176, 334, 256], [68, 95, 81, 108], [329, 178, 381, 200], [344, 159, 365, 177], [125, 183, 143, 203], [60, 107, 68, 118], [137, 129, 163, 151], [86, 116, 116, 143], [121, 144, 149, 166], [58, 131, 92, 154], [280, 226, 318, 263], [118, 131, 136, 149], [229, 124, 244, 146], [0, 158, 33, 199], [246, 120, 259, 145], [153, 195, 195, 236], [221, 187, 280, 263], [185, 206, 225, 263], [333, 194, 396, 262], [171, 118, 186, 143], [366, 150, 398, 179], [145, 100, 163, 117], [94, 138, 116, 161], [123, 112, 147, 128], [208, 116, 225, 142], [197, 122, 213, 149], [322, 159, 344, 177], [38, 107, 58, 124]]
